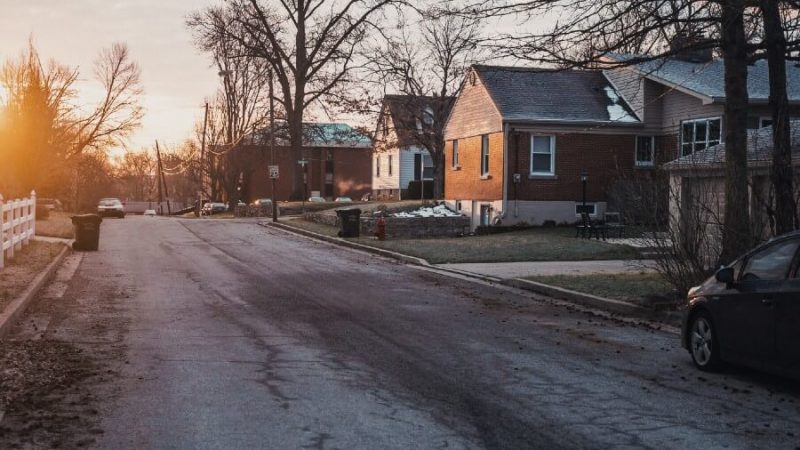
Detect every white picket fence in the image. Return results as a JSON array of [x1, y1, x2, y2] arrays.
[[0, 191, 37, 271]]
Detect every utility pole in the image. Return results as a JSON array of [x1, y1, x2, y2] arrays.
[[156, 141, 164, 215], [199, 102, 209, 216], [156, 141, 172, 215], [269, 70, 278, 222]]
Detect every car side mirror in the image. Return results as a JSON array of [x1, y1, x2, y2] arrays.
[[715, 266, 735, 286]]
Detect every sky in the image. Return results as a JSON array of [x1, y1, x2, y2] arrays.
[[0, 0, 221, 154]]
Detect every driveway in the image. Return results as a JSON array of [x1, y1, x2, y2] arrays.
[[1, 216, 798, 449]]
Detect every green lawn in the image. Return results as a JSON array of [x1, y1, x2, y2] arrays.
[[524, 273, 676, 305], [282, 219, 640, 263]]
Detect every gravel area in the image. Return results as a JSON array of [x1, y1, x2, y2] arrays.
[[0, 241, 64, 311]]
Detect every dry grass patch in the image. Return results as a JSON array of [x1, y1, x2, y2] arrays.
[[280, 220, 639, 264], [36, 211, 74, 239], [525, 272, 677, 306], [0, 241, 65, 311]]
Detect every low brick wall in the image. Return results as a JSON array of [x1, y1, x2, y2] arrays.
[[304, 208, 470, 239], [234, 204, 279, 218], [361, 216, 470, 239], [304, 211, 339, 226]]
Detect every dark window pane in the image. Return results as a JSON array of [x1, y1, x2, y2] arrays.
[[682, 122, 694, 144], [533, 136, 551, 154], [695, 142, 707, 152], [742, 239, 800, 281], [532, 154, 551, 173], [695, 121, 707, 144], [682, 143, 693, 156], [708, 119, 721, 141]]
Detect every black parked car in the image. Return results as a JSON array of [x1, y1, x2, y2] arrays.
[[682, 232, 800, 379]]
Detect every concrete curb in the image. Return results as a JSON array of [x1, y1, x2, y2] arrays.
[[0, 241, 71, 339], [262, 220, 683, 328], [504, 278, 683, 327], [262, 221, 431, 266]]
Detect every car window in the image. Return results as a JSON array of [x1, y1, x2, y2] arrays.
[[741, 239, 800, 281]]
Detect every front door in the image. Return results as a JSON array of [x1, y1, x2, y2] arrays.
[[480, 205, 491, 227]]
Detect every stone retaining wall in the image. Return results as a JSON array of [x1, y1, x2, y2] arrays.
[[360, 216, 470, 239], [305, 209, 470, 239], [235, 204, 279, 218]]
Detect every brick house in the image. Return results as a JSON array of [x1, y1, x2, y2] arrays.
[[443, 65, 645, 229], [372, 95, 454, 200], [227, 122, 372, 203], [445, 56, 800, 230]]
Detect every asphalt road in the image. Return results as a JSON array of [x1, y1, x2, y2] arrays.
[[4, 216, 800, 449]]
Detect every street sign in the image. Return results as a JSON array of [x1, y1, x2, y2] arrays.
[[269, 165, 279, 179]]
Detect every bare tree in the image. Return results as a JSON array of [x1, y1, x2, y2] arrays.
[[364, 7, 482, 198], [0, 42, 143, 202], [189, 0, 405, 200]]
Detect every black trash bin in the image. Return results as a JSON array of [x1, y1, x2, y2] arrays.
[[336, 208, 362, 238], [71, 214, 103, 251]]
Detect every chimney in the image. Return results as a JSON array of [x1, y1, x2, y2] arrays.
[[669, 31, 713, 63]]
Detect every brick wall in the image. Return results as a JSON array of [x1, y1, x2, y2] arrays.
[[507, 132, 637, 202], [444, 131, 505, 201]]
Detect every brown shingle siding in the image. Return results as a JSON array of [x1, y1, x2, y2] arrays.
[[444, 71, 503, 140]]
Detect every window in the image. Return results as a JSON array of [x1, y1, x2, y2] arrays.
[[455, 200, 462, 211], [635, 136, 655, 167], [760, 117, 773, 128], [452, 140, 459, 168], [742, 239, 800, 281], [388, 155, 393, 176], [422, 154, 434, 179], [575, 203, 596, 216], [423, 106, 434, 126], [681, 117, 721, 156], [376, 156, 381, 177], [530, 135, 555, 175], [481, 135, 490, 176]]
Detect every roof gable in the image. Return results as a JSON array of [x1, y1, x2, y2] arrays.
[[473, 65, 640, 125]]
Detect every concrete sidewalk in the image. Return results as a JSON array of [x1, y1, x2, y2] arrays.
[[435, 259, 656, 280]]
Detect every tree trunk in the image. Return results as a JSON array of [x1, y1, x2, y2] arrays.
[[289, 114, 305, 200], [761, 0, 796, 235], [432, 142, 445, 199], [720, 0, 753, 264]]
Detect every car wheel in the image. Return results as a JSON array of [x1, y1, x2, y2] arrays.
[[689, 311, 722, 371]]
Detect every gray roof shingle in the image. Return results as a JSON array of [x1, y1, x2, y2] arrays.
[[664, 120, 800, 170], [608, 53, 800, 103], [474, 65, 640, 125]]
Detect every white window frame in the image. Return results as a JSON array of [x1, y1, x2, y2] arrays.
[[635, 136, 655, 167], [575, 203, 597, 216], [481, 135, 489, 176], [452, 140, 459, 168], [759, 117, 773, 128], [680, 117, 722, 156], [530, 135, 556, 176], [376, 155, 381, 177]]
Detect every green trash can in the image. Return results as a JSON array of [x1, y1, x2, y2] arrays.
[[71, 214, 103, 251], [336, 208, 362, 238]]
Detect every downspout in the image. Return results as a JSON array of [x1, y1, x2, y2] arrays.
[[514, 129, 520, 218], [502, 122, 509, 222]]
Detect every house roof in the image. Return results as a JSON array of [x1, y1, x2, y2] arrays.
[[664, 121, 800, 171], [246, 122, 371, 148], [607, 53, 800, 104], [472, 65, 640, 125], [379, 95, 455, 146]]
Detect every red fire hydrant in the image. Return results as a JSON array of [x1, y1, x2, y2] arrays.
[[375, 215, 386, 241]]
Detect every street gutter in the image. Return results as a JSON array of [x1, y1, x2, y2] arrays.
[[0, 240, 72, 339], [262, 221, 682, 329]]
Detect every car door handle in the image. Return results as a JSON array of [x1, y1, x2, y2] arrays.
[[762, 298, 775, 306]]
